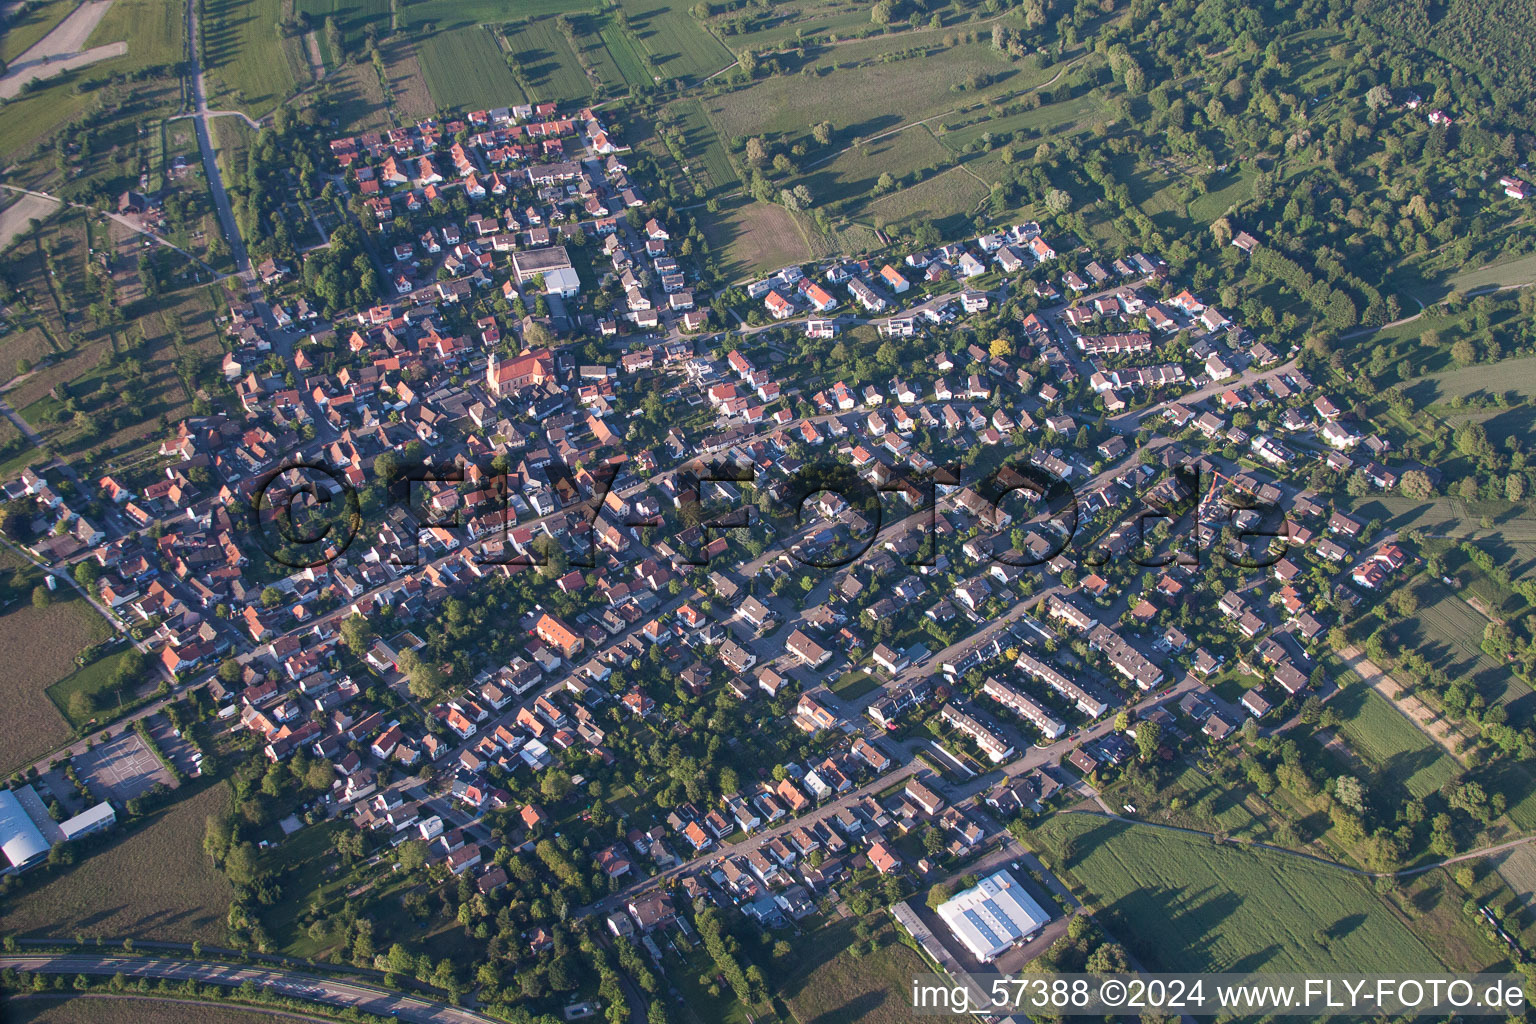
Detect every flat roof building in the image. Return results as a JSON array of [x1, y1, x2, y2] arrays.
[[936, 869, 1052, 962], [511, 246, 580, 296], [59, 801, 117, 842]]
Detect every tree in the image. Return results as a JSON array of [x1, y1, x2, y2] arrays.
[[1134, 720, 1162, 760], [541, 769, 573, 802], [396, 648, 444, 699], [1044, 188, 1072, 214], [926, 882, 953, 909], [745, 138, 768, 167], [990, 336, 1015, 358], [260, 586, 284, 609], [31, 585, 51, 609], [1398, 470, 1433, 500], [306, 760, 336, 792], [341, 614, 374, 658], [871, 0, 895, 25], [1365, 83, 1392, 110], [1451, 338, 1477, 366], [398, 839, 427, 871], [73, 561, 99, 589], [1334, 775, 1365, 814], [812, 122, 832, 146]]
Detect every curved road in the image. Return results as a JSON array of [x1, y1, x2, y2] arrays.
[[0, 954, 497, 1024]]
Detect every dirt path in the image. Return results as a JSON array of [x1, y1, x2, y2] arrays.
[[0, 190, 61, 252], [305, 30, 326, 81], [0, 0, 123, 100], [1338, 645, 1471, 763]]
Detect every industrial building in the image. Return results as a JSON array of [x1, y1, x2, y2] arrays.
[[935, 869, 1052, 962], [1, 784, 117, 873], [0, 788, 51, 873]]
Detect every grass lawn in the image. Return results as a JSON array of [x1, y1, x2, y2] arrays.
[[780, 916, 930, 1024], [88, 0, 187, 68], [1389, 576, 1529, 707], [1329, 684, 1459, 799], [417, 26, 525, 111], [1409, 354, 1536, 406], [326, 58, 393, 132], [0, 0, 75, 64], [830, 670, 881, 700], [1033, 813, 1443, 973], [502, 17, 592, 102], [0, 555, 116, 772], [4, 995, 298, 1024], [0, 782, 235, 945], [868, 164, 987, 236], [617, 0, 733, 83], [202, 0, 302, 115], [1187, 165, 1256, 222], [799, 126, 955, 213], [46, 647, 140, 730], [701, 195, 812, 280], [704, 41, 1016, 143], [666, 98, 740, 196], [1443, 252, 1536, 294]]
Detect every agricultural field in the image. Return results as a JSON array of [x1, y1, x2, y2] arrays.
[[780, 916, 931, 1024], [502, 17, 592, 102], [799, 125, 955, 212], [700, 196, 811, 280], [295, 0, 389, 49], [704, 38, 1017, 144], [417, 26, 524, 111], [0, 782, 235, 945], [0, 550, 115, 773], [662, 98, 739, 196], [7, 279, 227, 465], [617, 0, 733, 83], [202, 0, 304, 115], [87, 0, 187, 69], [325, 56, 393, 132], [1410, 355, 1536, 406], [379, 37, 436, 120], [1493, 842, 1536, 907], [563, 10, 629, 94], [399, 0, 595, 34], [1329, 684, 1459, 799], [706, 0, 925, 52], [5, 996, 300, 1024], [1033, 814, 1444, 973], [597, 12, 651, 90], [1391, 577, 1529, 707], [868, 165, 987, 236], [0, 0, 186, 171]]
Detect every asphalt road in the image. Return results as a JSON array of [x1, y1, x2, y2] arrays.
[[0, 954, 498, 1024]]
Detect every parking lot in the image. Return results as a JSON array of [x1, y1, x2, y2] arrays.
[[74, 727, 175, 801], [144, 715, 202, 777]]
